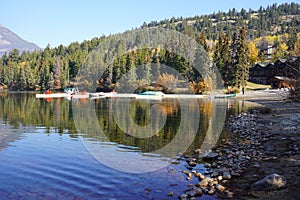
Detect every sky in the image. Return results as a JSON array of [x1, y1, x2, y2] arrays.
[[1, 0, 297, 48]]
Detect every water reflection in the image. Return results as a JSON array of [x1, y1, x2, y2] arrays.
[[0, 92, 262, 199], [0, 93, 258, 154], [73, 97, 203, 172], [0, 93, 230, 153], [0, 92, 77, 134]]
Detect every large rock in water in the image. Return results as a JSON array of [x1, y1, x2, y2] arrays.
[[251, 174, 287, 191]]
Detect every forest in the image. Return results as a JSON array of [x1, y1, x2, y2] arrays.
[[0, 2, 299, 93]]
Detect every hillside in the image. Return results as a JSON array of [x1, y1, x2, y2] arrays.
[[0, 25, 40, 56], [0, 2, 299, 92], [142, 2, 300, 41]]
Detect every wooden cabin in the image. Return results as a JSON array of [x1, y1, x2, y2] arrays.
[[249, 57, 299, 88]]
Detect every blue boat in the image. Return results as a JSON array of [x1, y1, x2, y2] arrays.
[[136, 91, 165, 100], [212, 94, 236, 98]]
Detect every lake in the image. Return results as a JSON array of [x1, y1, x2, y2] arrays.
[[0, 92, 251, 199]]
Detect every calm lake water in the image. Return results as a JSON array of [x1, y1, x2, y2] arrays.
[[0, 92, 252, 199]]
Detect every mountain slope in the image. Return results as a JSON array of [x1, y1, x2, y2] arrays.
[[142, 2, 300, 41], [0, 25, 40, 56]]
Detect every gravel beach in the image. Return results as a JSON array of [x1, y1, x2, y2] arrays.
[[179, 89, 300, 199], [225, 90, 300, 199]]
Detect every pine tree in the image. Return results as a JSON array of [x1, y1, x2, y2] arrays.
[[53, 57, 61, 89], [287, 27, 298, 50], [143, 61, 152, 84], [197, 31, 210, 52], [235, 27, 250, 88], [213, 32, 231, 87], [152, 48, 161, 79], [124, 52, 137, 85], [221, 35, 232, 87], [213, 32, 224, 71]]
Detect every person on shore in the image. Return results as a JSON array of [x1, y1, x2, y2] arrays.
[[242, 87, 245, 95]]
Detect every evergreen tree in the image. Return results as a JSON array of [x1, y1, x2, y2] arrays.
[[152, 48, 161, 79], [197, 31, 210, 52], [287, 27, 298, 50], [221, 35, 232, 86], [235, 27, 250, 88], [53, 57, 61, 89], [213, 32, 232, 87]]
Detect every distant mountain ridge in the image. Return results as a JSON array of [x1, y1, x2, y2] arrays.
[[0, 25, 40, 56]]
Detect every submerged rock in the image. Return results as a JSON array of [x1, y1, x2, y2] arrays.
[[193, 188, 202, 196], [179, 194, 188, 200], [188, 161, 197, 167], [251, 173, 287, 191], [167, 192, 174, 196], [201, 152, 219, 160]]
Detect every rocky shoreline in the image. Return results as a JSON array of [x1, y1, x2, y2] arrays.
[[178, 91, 300, 199], [223, 99, 300, 200]]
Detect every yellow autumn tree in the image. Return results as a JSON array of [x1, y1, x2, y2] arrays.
[[156, 73, 178, 91], [189, 77, 211, 94], [248, 41, 259, 65], [272, 43, 288, 61], [292, 39, 300, 57]]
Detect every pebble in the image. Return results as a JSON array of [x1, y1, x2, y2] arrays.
[[204, 171, 211, 175], [231, 171, 240, 177], [217, 176, 223, 181], [225, 190, 234, 198], [195, 149, 201, 154], [198, 173, 205, 179], [197, 178, 208, 188], [167, 192, 174, 196], [188, 161, 197, 167], [211, 171, 219, 177], [186, 173, 193, 180], [179, 194, 188, 200], [215, 184, 225, 192], [193, 188, 202, 197], [185, 190, 195, 197], [182, 170, 189, 175], [204, 163, 211, 168], [211, 162, 218, 168], [186, 157, 197, 163], [208, 189, 215, 195], [223, 172, 232, 180]]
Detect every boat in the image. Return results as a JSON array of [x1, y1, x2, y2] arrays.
[[36, 93, 70, 98], [71, 93, 90, 99], [36, 87, 89, 99], [136, 91, 165, 100], [211, 94, 236, 98], [89, 92, 105, 100], [64, 87, 79, 95], [89, 92, 105, 97]]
